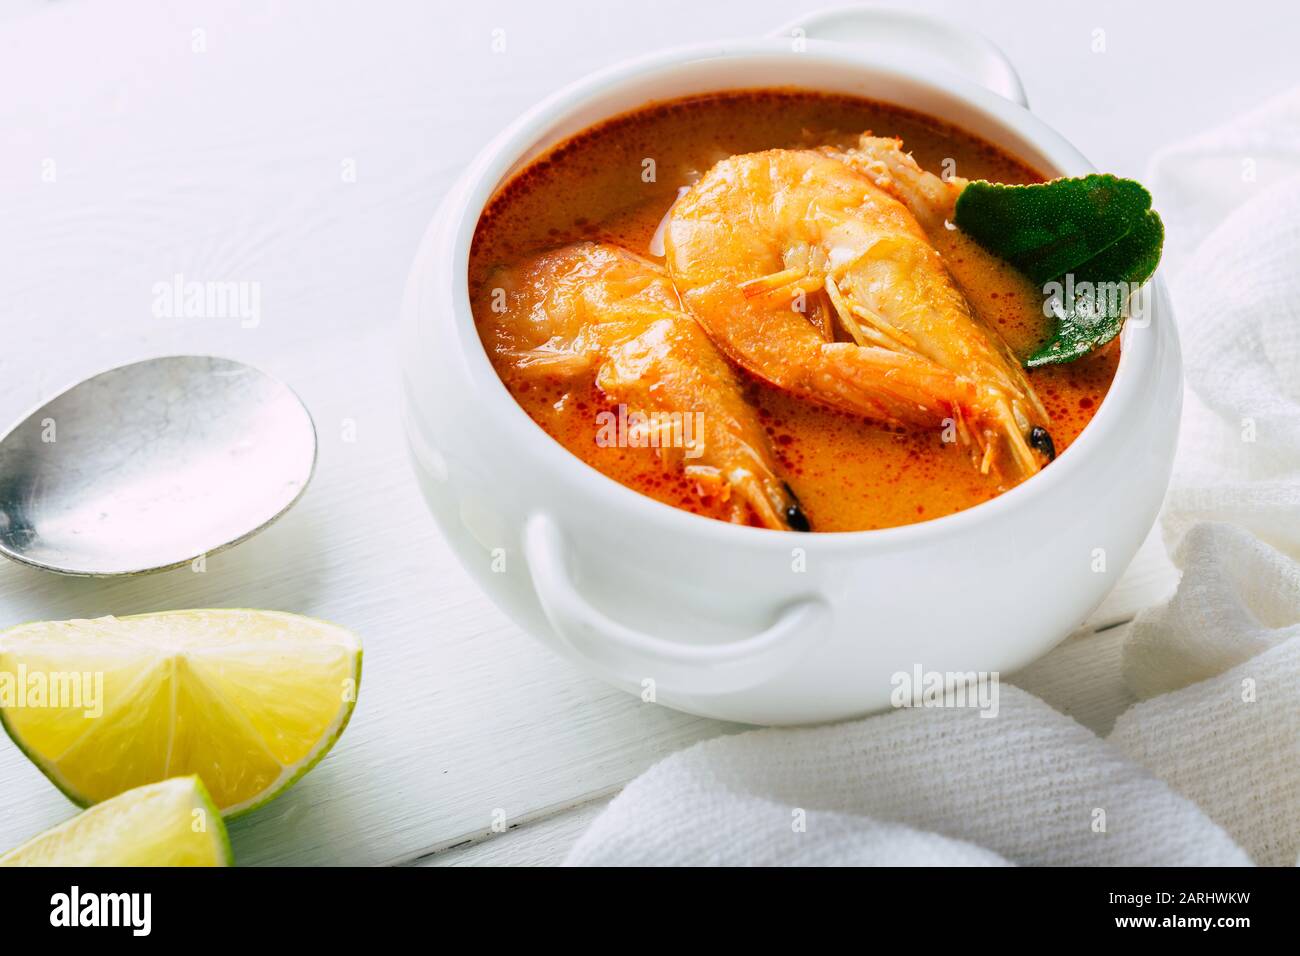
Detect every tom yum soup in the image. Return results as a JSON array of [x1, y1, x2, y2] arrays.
[[470, 91, 1162, 532]]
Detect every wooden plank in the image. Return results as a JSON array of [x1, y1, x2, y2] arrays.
[[410, 794, 615, 867]]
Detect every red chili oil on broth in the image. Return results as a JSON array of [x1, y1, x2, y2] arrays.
[[470, 90, 1119, 532]]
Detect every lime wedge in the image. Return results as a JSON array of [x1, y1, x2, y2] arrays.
[[0, 609, 362, 815], [0, 776, 232, 866]]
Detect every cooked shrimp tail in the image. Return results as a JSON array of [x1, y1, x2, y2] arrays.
[[824, 135, 966, 232]]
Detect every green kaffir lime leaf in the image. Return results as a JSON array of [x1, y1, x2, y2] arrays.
[[953, 175, 1164, 367]]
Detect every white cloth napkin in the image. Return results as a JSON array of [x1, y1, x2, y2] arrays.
[[565, 91, 1300, 867]]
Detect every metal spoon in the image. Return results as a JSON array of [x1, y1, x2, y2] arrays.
[[0, 356, 316, 577]]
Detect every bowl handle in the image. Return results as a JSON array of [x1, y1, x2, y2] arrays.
[[523, 514, 830, 697], [767, 6, 1029, 107]]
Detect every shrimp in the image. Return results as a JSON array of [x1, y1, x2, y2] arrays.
[[664, 147, 1054, 480], [482, 242, 808, 530], [822, 134, 967, 235]]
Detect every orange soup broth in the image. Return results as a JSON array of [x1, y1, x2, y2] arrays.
[[470, 91, 1119, 532]]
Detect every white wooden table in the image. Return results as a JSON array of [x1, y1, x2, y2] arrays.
[[0, 0, 1281, 866]]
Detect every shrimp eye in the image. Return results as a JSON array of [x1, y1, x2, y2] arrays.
[[1029, 426, 1056, 462], [783, 483, 811, 532], [786, 505, 811, 532]]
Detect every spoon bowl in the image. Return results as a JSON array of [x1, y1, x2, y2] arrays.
[[0, 356, 316, 577]]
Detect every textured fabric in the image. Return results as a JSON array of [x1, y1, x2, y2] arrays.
[[566, 91, 1300, 868]]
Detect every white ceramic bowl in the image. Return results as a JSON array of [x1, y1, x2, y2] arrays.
[[400, 8, 1183, 725]]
